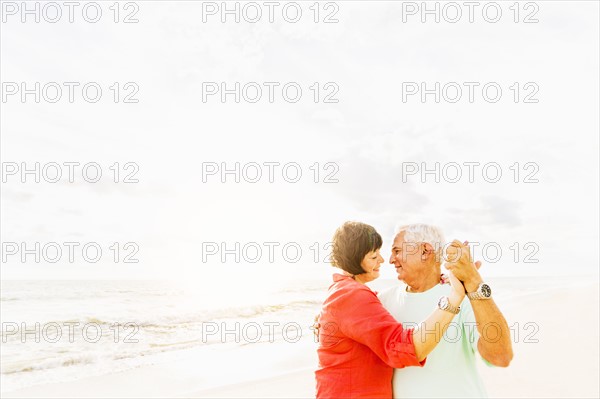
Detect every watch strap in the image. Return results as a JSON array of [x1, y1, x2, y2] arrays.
[[467, 291, 485, 300], [438, 296, 460, 314], [467, 283, 492, 300]]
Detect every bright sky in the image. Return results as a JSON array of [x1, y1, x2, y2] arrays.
[[1, 1, 598, 286]]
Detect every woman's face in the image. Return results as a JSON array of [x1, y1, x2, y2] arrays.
[[357, 249, 385, 283]]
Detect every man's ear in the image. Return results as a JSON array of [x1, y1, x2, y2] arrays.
[[421, 243, 434, 260]]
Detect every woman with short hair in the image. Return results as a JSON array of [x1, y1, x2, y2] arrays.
[[315, 221, 465, 398]]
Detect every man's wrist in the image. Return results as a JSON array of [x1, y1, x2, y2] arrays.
[[464, 276, 484, 293]]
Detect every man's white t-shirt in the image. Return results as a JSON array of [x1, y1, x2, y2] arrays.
[[378, 283, 489, 398]]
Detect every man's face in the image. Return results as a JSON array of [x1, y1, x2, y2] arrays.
[[389, 232, 431, 284]]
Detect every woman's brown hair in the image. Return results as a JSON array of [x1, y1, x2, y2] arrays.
[[331, 221, 383, 275]]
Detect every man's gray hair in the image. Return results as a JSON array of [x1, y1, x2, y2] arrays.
[[395, 223, 446, 259]]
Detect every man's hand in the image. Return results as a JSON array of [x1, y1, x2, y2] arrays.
[[444, 240, 483, 293]]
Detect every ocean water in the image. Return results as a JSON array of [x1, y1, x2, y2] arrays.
[[0, 279, 330, 392], [0, 275, 591, 393]]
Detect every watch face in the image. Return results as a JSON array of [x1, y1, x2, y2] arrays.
[[439, 297, 448, 309], [481, 284, 492, 297]]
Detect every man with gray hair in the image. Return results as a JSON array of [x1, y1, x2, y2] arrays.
[[378, 224, 513, 398]]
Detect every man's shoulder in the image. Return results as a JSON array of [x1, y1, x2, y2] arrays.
[[377, 284, 404, 300]]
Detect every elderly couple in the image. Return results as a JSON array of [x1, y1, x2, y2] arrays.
[[315, 222, 513, 398]]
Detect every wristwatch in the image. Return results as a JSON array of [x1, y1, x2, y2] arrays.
[[438, 296, 460, 314], [467, 282, 492, 300]]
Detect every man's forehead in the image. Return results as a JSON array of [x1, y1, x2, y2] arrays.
[[392, 232, 405, 247]]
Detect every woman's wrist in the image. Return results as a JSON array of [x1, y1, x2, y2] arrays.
[[448, 290, 465, 307]]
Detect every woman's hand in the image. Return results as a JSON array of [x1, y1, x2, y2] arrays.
[[445, 240, 484, 293], [312, 314, 321, 340]]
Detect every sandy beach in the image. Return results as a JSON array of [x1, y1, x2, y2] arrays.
[[2, 0, 598, 398], [3, 276, 599, 399]]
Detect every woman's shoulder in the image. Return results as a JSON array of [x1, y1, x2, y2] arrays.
[[327, 274, 377, 303], [331, 273, 372, 290]]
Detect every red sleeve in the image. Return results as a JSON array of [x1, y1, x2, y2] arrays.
[[334, 285, 426, 369]]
